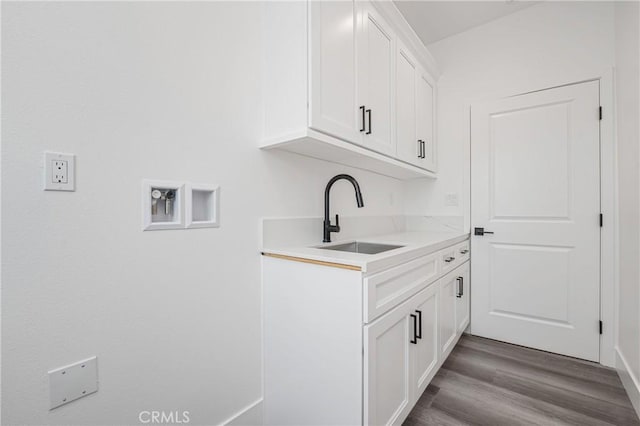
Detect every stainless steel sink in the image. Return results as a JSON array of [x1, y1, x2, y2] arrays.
[[318, 241, 404, 255]]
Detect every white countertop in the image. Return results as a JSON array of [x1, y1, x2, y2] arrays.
[[262, 230, 469, 274]]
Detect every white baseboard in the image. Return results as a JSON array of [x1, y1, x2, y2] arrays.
[[221, 398, 263, 426], [616, 347, 640, 419]]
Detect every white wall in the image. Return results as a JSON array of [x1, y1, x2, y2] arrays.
[[614, 0, 640, 415], [404, 1, 616, 229], [1, 2, 405, 424]]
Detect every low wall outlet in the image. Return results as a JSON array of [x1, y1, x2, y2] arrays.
[[44, 152, 75, 191], [48, 356, 98, 409]]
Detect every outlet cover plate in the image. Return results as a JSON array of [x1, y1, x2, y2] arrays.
[[44, 152, 75, 191], [48, 356, 98, 409], [444, 193, 459, 207]]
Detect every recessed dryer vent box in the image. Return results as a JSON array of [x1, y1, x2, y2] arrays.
[[186, 184, 220, 229]]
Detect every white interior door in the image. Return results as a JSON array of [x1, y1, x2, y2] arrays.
[[471, 80, 601, 361]]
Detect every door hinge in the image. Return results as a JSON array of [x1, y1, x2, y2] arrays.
[[599, 320, 603, 335], [599, 106, 603, 120], [600, 213, 603, 227]]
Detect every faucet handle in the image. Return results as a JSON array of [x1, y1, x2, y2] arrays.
[[332, 214, 340, 232]]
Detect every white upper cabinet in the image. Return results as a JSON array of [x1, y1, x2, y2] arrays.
[[396, 42, 421, 167], [261, 0, 438, 180], [396, 41, 437, 172], [309, 1, 361, 144], [358, 3, 396, 156], [417, 70, 437, 172]]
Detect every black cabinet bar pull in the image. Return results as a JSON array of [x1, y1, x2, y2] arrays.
[[415, 310, 422, 339], [444, 256, 455, 263], [421, 140, 426, 158], [410, 314, 418, 344], [366, 109, 372, 135], [360, 106, 366, 132], [456, 277, 463, 298]]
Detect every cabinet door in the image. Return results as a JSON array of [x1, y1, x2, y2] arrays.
[[395, 43, 421, 167], [416, 70, 436, 172], [439, 272, 457, 357], [358, 3, 395, 156], [309, 1, 362, 144], [410, 284, 439, 400], [456, 262, 470, 334], [364, 302, 413, 426]]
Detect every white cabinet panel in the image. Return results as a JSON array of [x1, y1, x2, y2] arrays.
[[364, 302, 412, 426], [396, 43, 436, 171], [396, 43, 420, 167], [358, 3, 395, 156], [456, 262, 470, 334], [364, 252, 439, 323], [439, 271, 457, 357], [309, 1, 361, 144], [411, 284, 439, 399], [416, 70, 436, 171]]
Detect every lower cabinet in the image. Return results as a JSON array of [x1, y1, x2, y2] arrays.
[[411, 283, 439, 399], [263, 242, 470, 426], [364, 299, 413, 426], [365, 262, 468, 425], [456, 262, 470, 334], [439, 271, 458, 357]]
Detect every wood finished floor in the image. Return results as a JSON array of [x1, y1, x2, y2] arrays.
[[404, 335, 640, 426]]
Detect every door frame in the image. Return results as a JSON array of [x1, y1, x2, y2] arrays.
[[465, 69, 617, 367]]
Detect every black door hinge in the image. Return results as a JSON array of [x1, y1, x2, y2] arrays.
[[600, 213, 603, 227], [599, 320, 603, 334], [599, 106, 603, 120]]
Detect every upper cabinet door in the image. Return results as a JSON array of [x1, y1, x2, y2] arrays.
[[358, 3, 396, 156], [396, 42, 421, 167], [309, 1, 362, 144], [417, 70, 436, 172]]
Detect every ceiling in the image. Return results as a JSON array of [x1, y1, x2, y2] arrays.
[[394, 1, 539, 46]]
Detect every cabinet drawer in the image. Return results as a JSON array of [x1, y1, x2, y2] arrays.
[[440, 246, 458, 274], [364, 253, 440, 323], [440, 240, 470, 273], [455, 240, 470, 264]]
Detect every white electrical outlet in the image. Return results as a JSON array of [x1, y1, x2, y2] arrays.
[[444, 193, 459, 207], [48, 356, 98, 409], [44, 152, 75, 191]]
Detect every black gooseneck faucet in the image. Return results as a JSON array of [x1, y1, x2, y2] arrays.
[[323, 174, 364, 242]]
